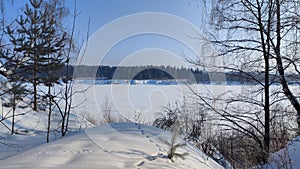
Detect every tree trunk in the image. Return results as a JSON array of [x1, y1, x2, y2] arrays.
[[47, 85, 51, 143], [264, 60, 270, 157], [62, 60, 71, 137], [61, 110, 66, 136], [33, 77, 37, 111], [33, 35, 38, 111], [274, 0, 300, 134], [11, 94, 16, 135], [257, 1, 271, 158]]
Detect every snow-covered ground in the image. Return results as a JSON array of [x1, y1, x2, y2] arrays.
[[263, 135, 300, 169], [73, 82, 300, 124], [0, 122, 223, 169], [72, 82, 246, 123], [0, 81, 230, 169], [1, 81, 300, 168], [0, 107, 91, 160]]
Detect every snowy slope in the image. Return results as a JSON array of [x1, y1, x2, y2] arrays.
[[0, 74, 7, 83], [263, 135, 300, 169], [0, 107, 92, 161], [0, 122, 223, 169]]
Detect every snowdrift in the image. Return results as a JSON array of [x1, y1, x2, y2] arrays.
[[0, 122, 223, 169], [264, 135, 300, 169]]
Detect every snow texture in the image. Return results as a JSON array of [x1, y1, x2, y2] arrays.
[[0, 74, 7, 84], [263, 135, 300, 169], [0, 122, 223, 169]]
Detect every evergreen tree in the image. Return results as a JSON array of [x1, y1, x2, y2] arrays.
[[9, 81, 28, 135], [1, 48, 29, 134], [6, 0, 66, 111], [162, 128, 188, 162]]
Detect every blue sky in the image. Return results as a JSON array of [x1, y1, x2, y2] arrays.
[[70, 0, 208, 67], [4, 0, 210, 67], [69, 0, 203, 35]]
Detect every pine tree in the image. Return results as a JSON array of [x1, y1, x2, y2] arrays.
[[162, 128, 188, 162], [6, 0, 66, 111]]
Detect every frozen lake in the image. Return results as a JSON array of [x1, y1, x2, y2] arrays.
[[73, 81, 300, 124]]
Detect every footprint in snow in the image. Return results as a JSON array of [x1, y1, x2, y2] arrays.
[[146, 155, 158, 161], [136, 160, 145, 166]]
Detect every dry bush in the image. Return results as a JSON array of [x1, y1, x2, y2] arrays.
[[153, 98, 296, 168], [266, 147, 292, 169], [78, 112, 98, 125]]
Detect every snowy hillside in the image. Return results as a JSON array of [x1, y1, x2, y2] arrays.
[[0, 122, 223, 169], [0, 108, 91, 161], [263, 135, 300, 169]]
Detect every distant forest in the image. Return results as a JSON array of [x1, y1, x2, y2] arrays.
[[59, 65, 300, 84]]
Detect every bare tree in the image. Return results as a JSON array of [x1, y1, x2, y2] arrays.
[[199, 0, 300, 131], [51, 0, 84, 137], [271, 0, 300, 133], [188, 1, 300, 164]]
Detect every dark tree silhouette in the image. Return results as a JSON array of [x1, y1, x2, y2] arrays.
[[6, 0, 66, 111]]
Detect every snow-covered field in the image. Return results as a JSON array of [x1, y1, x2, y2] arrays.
[[0, 80, 227, 169], [0, 107, 91, 160], [72, 81, 244, 123], [0, 122, 224, 169], [1, 81, 300, 169], [73, 81, 300, 123]]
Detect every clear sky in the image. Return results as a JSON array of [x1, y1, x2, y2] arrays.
[[4, 0, 212, 67], [69, 0, 203, 33]]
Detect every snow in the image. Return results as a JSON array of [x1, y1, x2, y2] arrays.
[[1, 82, 299, 168], [263, 135, 300, 169], [0, 74, 7, 84], [0, 82, 228, 169], [0, 105, 91, 161], [72, 82, 237, 123], [72, 82, 300, 124], [0, 122, 223, 169]]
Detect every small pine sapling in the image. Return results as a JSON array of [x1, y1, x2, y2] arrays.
[[162, 128, 188, 162]]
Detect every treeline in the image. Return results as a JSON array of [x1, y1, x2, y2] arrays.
[[58, 65, 300, 84]]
